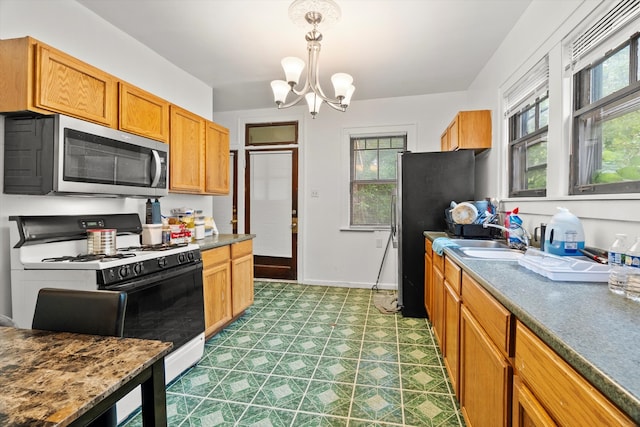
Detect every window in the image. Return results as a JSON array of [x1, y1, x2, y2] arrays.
[[350, 134, 406, 227], [570, 0, 640, 194], [505, 57, 549, 197]]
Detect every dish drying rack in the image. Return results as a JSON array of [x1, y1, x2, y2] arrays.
[[518, 248, 610, 282]]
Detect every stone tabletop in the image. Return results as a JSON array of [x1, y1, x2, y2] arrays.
[[196, 233, 255, 251], [0, 327, 172, 426], [425, 231, 640, 423]]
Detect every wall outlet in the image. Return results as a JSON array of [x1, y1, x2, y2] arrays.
[[311, 190, 320, 198]]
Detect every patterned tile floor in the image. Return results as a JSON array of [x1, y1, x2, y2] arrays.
[[121, 281, 465, 426]]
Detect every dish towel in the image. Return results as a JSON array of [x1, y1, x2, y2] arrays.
[[432, 237, 460, 256]]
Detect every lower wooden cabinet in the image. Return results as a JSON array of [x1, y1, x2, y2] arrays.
[[202, 239, 254, 338], [443, 256, 462, 396], [460, 304, 512, 427], [514, 321, 634, 426], [202, 246, 232, 338], [231, 240, 254, 316]]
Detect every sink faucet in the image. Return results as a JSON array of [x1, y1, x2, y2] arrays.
[[482, 222, 531, 250]]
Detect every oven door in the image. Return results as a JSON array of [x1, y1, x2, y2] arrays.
[[101, 261, 204, 351]]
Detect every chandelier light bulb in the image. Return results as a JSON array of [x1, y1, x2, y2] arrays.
[[281, 57, 306, 85], [305, 92, 322, 116], [331, 73, 353, 99], [342, 85, 355, 106], [270, 80, 291, 104]]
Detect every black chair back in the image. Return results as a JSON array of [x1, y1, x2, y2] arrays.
[[32, 288, 128, 427], [32, 288, 127, 336]]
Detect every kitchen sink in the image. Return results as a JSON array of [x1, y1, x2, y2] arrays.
[[449, 239, 510, 249], [446, 239, 524, 260], [455, 247, 524, 260]]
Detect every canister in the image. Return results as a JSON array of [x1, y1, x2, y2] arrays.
[[194, 220, 205, 240]]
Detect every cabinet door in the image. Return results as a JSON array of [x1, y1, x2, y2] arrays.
[[169, 105, 205, 193], [440, 130, 449, 151], [512, 375, 557, 427], [448, 117, 459, 151], [443, 280, 461, 396], [36, 43, 117, 127], [432, 266, 445, 348], [515, 321, 634, 426], [460, 305, 511, 427], [424, 251, 433, 316], [458, 110, 491, 151], [119, 82, 170, 142], [232, 253, 254, 316], [205, 120, 230, 194], [202, 246, 232, 337]]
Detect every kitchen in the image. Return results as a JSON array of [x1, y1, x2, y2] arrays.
[[1, 0, 640, 425]]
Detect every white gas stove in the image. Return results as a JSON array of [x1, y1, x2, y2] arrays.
[[9, 213, 205, 423]]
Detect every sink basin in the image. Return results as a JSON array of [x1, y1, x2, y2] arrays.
[[449, 239, 509, 249], [450, 246, 524, 260]]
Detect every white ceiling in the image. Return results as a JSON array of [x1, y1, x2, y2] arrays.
[[76, 0, 532, 112]]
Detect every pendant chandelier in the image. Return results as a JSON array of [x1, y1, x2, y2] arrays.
[[270, 0, 355, 118]]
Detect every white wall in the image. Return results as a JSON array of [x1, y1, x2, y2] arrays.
[[0, 0, 215, 317], [468, 0, 640, 250]]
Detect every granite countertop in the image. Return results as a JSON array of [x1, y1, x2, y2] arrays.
[[425, 231, 640, 422], [196, 233, 255, 251], [0, 327, 172, 426]]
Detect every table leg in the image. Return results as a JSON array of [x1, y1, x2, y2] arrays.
[[140, 358, 168, 427]]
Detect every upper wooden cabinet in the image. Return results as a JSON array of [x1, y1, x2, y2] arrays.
[[441, 110, 492, 152], [205, 120, 230, 194], [169, 105, 205, 193], [0, 36, 118, 127], [119, 82, 170, 142]]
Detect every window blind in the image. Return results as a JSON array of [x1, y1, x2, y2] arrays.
[[505, 56, 549, 117], [571, 0, 640, 70]]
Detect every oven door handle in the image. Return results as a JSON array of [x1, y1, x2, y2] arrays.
[[101, 261, 203, 292]]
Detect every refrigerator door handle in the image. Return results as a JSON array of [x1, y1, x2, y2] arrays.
[[391, 194, 398, 248]]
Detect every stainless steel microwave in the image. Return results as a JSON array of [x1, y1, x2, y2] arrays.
[[4, 114, 168, 197]]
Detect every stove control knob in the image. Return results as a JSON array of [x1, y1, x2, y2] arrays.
[[187, 251, 195, 261], [178, 253, 186, 263], [158, 257, 168, 268], [119, 266, 130, 278], [133, 263, 143, 275]]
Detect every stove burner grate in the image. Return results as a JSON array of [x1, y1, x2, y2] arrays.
[[117, 243, 189, 252], [42, 253, 137, 263]]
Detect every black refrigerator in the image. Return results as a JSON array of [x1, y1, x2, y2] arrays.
[[394, 150, 475, 318]]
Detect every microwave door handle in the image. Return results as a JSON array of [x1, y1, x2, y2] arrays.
[[150, 149, 161, 187]]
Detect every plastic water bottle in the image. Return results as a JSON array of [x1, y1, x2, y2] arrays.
[[151, 199, 162, 224], [625, 237, 640, 301], [608, 234, 628, 295]]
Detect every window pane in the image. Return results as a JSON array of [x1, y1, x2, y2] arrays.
[[539, 97, 549, 128], [527, 140, 547, 168], [378, 138, 391, 149], [366, 139, 379, 150], [590, 46, 630, 102], [354, 150, 378, 180], [577, 95, 640, 185], [378, 149, 398, 180], [392, 137, 405, 149], [526, 168, 546, 190], [351, 183, 395, 226], [521, 105, 536, 136]]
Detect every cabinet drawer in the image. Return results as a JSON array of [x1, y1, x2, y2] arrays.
[[231, 239, 253, 258], [202, 245, 230, 266], [461, 272, 512, 357], [515, 322, 634, 426], [444, 256, 462, 295]]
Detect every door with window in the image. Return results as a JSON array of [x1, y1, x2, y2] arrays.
[[245, 123, 298, 280]]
